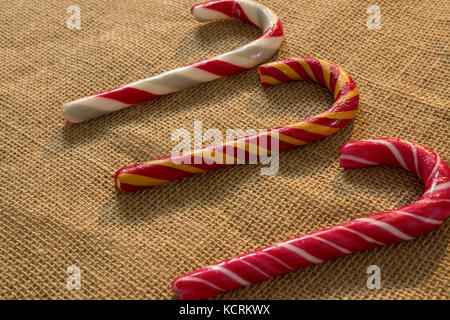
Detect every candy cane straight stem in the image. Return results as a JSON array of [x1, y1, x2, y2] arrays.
[[172, 138, 450, 299], [61, 0, 283, 123], [114, 57, 359, 192]]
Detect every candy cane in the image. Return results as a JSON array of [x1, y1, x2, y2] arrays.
[[114, 57, 359, 191], [61, 0, 283, 123], [171, 138, 450, 299]]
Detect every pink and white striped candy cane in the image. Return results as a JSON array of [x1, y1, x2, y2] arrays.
[[172, 138, 450, 299], [61, 0, 283, 123]]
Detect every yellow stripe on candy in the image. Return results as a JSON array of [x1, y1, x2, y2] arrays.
[[316, 110, 358, 119], [148, 159, 207, 174], [259, 75, 281, 85], [334, 88, 359, 104], [117, 173, 169, 186], [276, 133, 308, 146], [272, 63, 302, 80], [318, 59, 331, 91], [115, 56, 361, 192], [287, 122, 341, 136], [334, 70, 350, 99], [200, 148, 237, 165], [228, 140, 270, 157], [294, 58, 318, 83]]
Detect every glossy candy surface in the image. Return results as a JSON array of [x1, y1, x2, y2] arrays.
[[115, 57, 359, 191], [172, 138, 450, 299], [62, 0, 283, 123]]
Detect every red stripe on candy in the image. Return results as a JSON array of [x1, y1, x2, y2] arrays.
[[305, 117, 351, 128], [194, 59, 248, 77], [277, 126, 327, 143], [285, 59, 312, 81], [259, 18, 284, 38], [328, 63, 341, 95], [96, 87, 160, 105], [329, 95, 359, 112], [259, 65, 293, 83], [200, 0, 256, 26], [305, 58, 326, 86]]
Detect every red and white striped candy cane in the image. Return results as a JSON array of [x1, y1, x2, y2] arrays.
[[61, 0, 283, 123], [114, 57, 359, 192], [172, 138, 450, 299]]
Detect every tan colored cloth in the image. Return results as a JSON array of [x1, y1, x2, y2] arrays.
[[0, 0, 448, 299]]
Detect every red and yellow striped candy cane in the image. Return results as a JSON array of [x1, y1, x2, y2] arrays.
[[172, 138, 450, 299], [114, 57, 359, 192]]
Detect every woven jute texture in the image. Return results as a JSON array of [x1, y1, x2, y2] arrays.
[[0, 0, 449, 299]]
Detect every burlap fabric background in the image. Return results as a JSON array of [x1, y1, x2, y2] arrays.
[[0, 0, 448, 299]]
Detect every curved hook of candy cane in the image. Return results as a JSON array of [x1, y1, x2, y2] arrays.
[[114, 57, 359, 192], [171, 138, 450, 300], [61, 0, 283, 123]]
